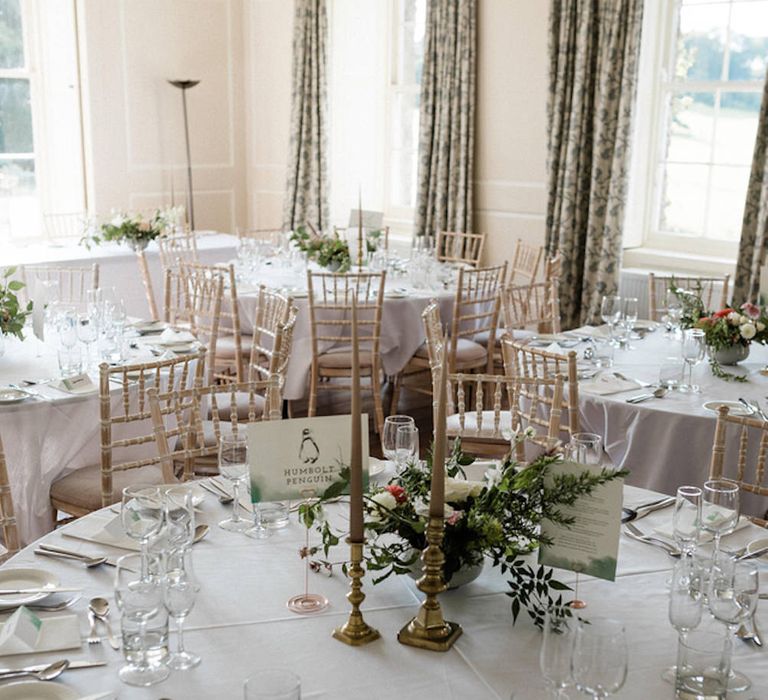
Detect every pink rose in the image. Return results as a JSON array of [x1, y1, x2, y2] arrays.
[[740, 302, 761, 320], [446, 510, 464, 526], [385, 484, 407, 504]]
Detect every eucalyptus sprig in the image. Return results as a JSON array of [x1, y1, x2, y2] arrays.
[[708, 358, 748, 383]]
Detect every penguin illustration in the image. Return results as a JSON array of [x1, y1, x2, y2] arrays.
[[298, 428, 320, 464]]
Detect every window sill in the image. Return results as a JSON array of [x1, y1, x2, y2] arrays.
[[622, 247, 736, 277]]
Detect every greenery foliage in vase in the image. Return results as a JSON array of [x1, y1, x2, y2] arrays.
[[289, 225, 383, 272], [0, 267, 31, 341], [80, 206, 183, 250], [301, 435, 626, 628]]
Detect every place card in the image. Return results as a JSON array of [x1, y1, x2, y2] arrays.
[[0, 606, 80, 656], [247, 415, 369, 502], [61, 373, 95, 393], [538, 461, 623, 582]]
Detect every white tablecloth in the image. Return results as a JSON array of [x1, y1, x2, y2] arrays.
[[576, 330, 768, 516], [1, 482, 766, 699]]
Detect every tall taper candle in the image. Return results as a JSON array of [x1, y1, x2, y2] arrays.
[[357, 187, 364, 269], [429, 342, 447, 517], [349, 294, 364, 542]]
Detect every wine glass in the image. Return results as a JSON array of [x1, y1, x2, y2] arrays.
[[382, 415, 415, 463], [395, 424, 419, 471], [219, 434, 250, 532], [600, 296, 622, 345], [567, 432, 602, 465], [619, 297, 639, 349], [57, 306, 79, 350], [662, 556, 704, 683], [163, 549, 201, 670], [164, 485, 196, 549], [571, 617, 628, 698], [114, 553, 169, 687], [77, 312, 99, 372], [666, 290, 683, 335], [708, 558, 759, 692], [701, 479, 740, 564], [673, 485, 702, 556], [540, 611, 575, 699], [121, 486, 164, 581], [680, 329, 706, 393]]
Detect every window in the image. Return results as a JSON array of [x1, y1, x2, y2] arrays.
[[626, 0, 768, 262]]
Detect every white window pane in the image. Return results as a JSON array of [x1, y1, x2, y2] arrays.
[[390, 150, 417, 209], [666, 91, 714, 164], [391, 91, 420, 151], [729, 1, 768, 80], [396, 0, 426, 85], [0, 0, 24, 69], [713, 91, 760, 164], [677, 3, 729, 81], [0, 77, 34, 153], [659, 163, 709, 236], [0, 158, 38, 239], [705, 165, 750, 240]]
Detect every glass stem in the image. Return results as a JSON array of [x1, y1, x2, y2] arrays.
[[140, 539, 149, 581], [176, 615, 186, 654], [138, 617, 149, 671], [713, 532, 722, 564], [232, 481, 240, 523]]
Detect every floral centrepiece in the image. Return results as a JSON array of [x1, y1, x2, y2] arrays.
[[289, 225, 383, 272], [0, 267, 31, 341], [302, 436, 626, 627], [81, 207, 183, 250]]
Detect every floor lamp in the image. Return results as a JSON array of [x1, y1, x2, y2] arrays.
[[168, 79, 200, 230]]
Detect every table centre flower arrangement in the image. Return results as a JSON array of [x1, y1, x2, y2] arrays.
[[301, 433, 626, 628], [0, 267, 31, 352], [81, 206, 183, 251], [289, 225, 384, 272]]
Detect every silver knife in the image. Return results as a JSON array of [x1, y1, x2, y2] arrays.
[[632, 496, 676, 521], [0, 587, 82, 595], [37, 543, 123, 569], [0, 660, 108, 674], [626, 393, 654, 404], [736, 545, 768, 561]]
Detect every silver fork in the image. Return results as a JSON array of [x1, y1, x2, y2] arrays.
[[624, 523, 681, 557], [86, 609, 101, 645]]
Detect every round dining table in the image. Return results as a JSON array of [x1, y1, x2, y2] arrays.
[[0, 473, 765, 699]]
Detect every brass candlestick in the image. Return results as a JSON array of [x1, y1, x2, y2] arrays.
[[397, 517, 462, 651], [332, 540, 380, 646]]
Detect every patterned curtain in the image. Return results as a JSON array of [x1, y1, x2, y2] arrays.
[[732, 71, 768, 305], [545, 0, 644, 328], [282, 0, 329, 232], [414, 0, 476, 239]]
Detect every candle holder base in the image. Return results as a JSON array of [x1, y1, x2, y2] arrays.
[[332, 540, 380, 646], [332, 618, 381, 646], [287, 593, 329, 615], [397, 618, 462, 652]]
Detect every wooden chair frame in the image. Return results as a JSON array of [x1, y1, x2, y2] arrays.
[[0, 434, 20, 562], [248, 286, 298, 383], [435, 230, 485, 267], [509, 239, 544, 285], [136, 250, 159, 320], [501, 279, 561, 335], [20, 264, 99, 306], [157, 229, 199, 269], [648, 273, 730, 322]]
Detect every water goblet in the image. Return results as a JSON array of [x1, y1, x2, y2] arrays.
[[219, 434, 250, 532], [571, 617, 628, 699], [114, 553, 169, 687], [244, 669, 301, 700], [163, 549, 201, 670], [395, 424, 419, 471], [662, 556, 704, 683], [540, 611, 575, 699], [567, 432, 602, 465], [708, 558, 759, 692], [680, 329, 706, 393], [121, 485, 164, 581], [382, 415, 415, 463], [600, 295, 622, 345], [673, 485, 702, 556], [701, 479, 739, 564], [77, 312, 99, 372], [619, 297, 639, 349], [666, 290, 683, 335], [164, 485, 196, 549]]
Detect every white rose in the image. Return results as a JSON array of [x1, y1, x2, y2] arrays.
[[740, 323, 756, 340], [444, 476, 485, 502], [414, 498, 454, 519], [727, 311, 741, 324], [368, 490, 397, 522], [110, 214, 125, 227], [758, 322, 765, 332], [484, 465, 504, 488]]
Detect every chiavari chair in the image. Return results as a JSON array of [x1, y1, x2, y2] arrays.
[[509, 238, 544, 285], [20, 264, 99, 307], [500, 279, 561, 335], [435, 230, 485, 267], [648, 273, 730, 322]]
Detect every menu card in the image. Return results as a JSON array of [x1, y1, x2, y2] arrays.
[[247, 415, 369, 502], [538, 461, 623, 582]]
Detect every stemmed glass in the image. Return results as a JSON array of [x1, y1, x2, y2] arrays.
[[114, 553, 170, 687], [121, 486, 164, 581], [77, 311, 99, 373], [540, 612, 575, 699], [600, 296, 622, 345], [571, 617, 628, 698], [708, 558, 759, 692], [701, 479, 740, 564], [680, 329, 706, 393], [164, 485, 196, 550], [395, 424, 419, 471], [163, 548, 201, 670], [382, 415, 415, 463], [619, 297, 639, 349], [219, 434, 250, 532], [673, 485, 702, 556], [662, 556, 704, 683], [665, 290, 683, 336]]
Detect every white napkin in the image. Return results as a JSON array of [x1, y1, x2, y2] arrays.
[[0, 608, 81, 656], [654, 515, 751, 543], [543, 342, 568, 356], [63, 512, 139, 552], [53, 377, 98, 396], [580, 373, 640, 396], [157, 328, 196, 344]]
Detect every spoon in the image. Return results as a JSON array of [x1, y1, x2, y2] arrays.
[[200, 482, 233, 505], [89, 598, 120, 650], [193, 524, 210, 543], [0, 659, 69, 681], [34, 548, 107, 568], [626, 387, 667, 404]]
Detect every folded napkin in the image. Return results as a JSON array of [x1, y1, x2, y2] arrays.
[[543, 342, 569, 356], [157, 328, 196, 345], [580, 373, 640, 396], [654, 514, 751, 543], [53, 375, 98, 395], [63, 512, 138, 552], [0, 607, 80, 656]]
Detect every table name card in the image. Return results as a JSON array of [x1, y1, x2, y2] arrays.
[[538, 461, 623, 582], [247, 415, 369, 503], [62, 373, 95, 393]]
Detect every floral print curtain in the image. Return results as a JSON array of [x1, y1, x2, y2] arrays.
[[732, 71, 768, 305], [545, 0, 644, 328], [283, 0, 330, 232], [414, 0, 476, 239]]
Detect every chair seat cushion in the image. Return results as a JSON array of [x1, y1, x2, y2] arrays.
[[206, 393, 266, 424], [447, 410, 513, 439], [318, 348, 373, 369], [216, 333, 254, 360], [414, 338, 487, 365], [50, 463, 166, 512]]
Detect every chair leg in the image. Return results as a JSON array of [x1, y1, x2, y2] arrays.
[[371, 362, 385, 435], [308, 364, 318, 417], [390, 372, 403, 415]]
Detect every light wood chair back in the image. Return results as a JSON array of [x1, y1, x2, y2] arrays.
[[236, 228, 285, 243], [157, 229, 199, 269], [248, 286, 297, 383], [450, 262, 507, 373], [50, 351, 206, 517], [20, 264, 99, 306], [510, 239, 544, 285], [435, 230, 485, 267], [136, 250, 159, 320], [150, 375, 282, 475], [545, 254, 562, 283], [648, 273, 730, 322], [710, 406, 768, 506], [43, 212, 85, 241], [501, 279, 561, 334], [0, 434, 20, 562], [306, 270, 386, 433], [422, 299, 444, 368], [501, 336, 580, 440]]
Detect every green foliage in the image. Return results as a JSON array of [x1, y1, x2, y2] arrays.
[[0, 267, 31, 340], [289, 225, 384, 272], [708, 358, 748, 383], [81, 208, 181, 249]]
